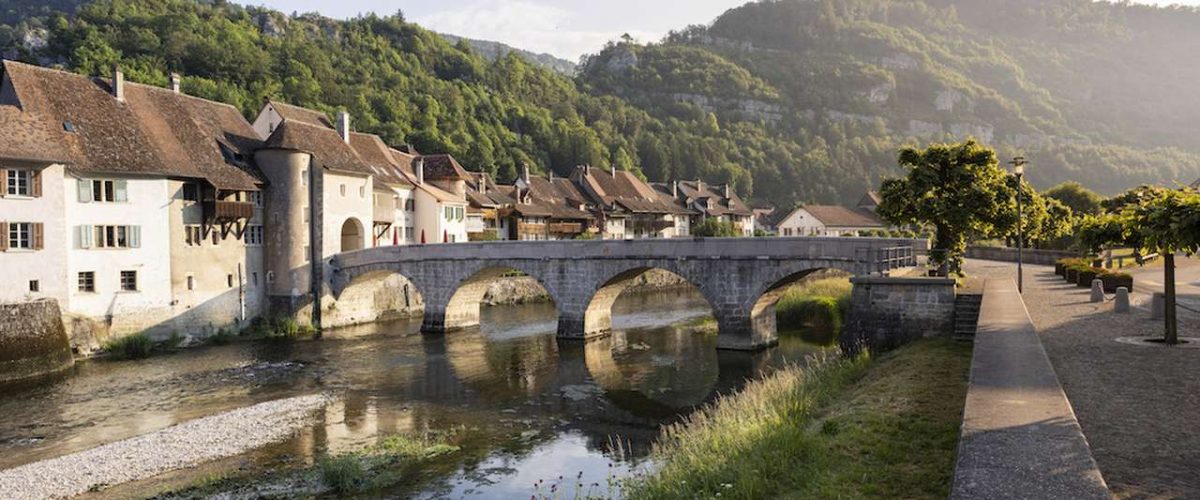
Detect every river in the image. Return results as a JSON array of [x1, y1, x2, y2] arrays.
[[0, 288, 834, 498]]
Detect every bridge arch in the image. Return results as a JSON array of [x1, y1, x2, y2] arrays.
[[569, 265, 716, 341], [436, 264, 560, 333], [326, 268, 425, 328]]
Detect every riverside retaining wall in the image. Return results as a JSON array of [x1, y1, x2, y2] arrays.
[[842, 276, 957, 352], [0, 299, 74, 384], [967, 246, 1077, 266]]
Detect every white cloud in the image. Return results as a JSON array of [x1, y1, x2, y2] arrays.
[[413, 0, 658, 60]]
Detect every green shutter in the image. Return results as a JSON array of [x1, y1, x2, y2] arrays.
[[77, 179, 92, 203], [77, 225, 92, 249], [128, 225, 141, 248], [114, 180, 128, 202]]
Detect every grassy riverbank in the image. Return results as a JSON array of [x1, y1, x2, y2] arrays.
[[624, 337, 972, 499], [775, 277, 852, 338]]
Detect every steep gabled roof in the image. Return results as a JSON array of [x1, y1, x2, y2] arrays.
[[267, 100, 333, 128], [0, 105, 71, 164], [665, 180, 753, 217], [573, 166, 687, 215], [798, 205, 884, 227], [1, 60, 263, 189], [419, 154, 472, 181], [350, 132, 412, 187], [262, 119, 371, 176]]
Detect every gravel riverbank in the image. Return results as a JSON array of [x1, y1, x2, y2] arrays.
[[0, 393, 333, 500]]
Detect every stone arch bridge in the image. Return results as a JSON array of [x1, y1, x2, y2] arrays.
[[329, 237, 924, 351]]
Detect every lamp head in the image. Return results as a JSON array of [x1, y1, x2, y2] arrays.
[[1009, 156, 1027, 176]]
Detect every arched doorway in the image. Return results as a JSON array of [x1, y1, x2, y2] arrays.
[[340, 218, 364, 252]]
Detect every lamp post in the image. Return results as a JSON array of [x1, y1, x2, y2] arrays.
[[1009, 156, 1027, 294]]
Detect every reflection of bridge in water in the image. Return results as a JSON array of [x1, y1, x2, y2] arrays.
[[331, 237, 922, 351]]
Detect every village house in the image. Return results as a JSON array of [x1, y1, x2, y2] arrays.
[[654, 179, 754, 236], [465, 171, 514, 240], [0, 61, 267, 347], [776, 203, 886, 237], [570, 165, 689, 238], [501, 166, 598, 240]]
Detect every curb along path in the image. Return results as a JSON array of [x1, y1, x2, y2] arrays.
[[951, 278, 1109, 499]]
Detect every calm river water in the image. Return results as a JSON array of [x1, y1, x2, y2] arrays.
[[0, 289, 833, 498]]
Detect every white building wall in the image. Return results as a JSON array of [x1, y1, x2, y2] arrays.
[[321, 171, 373, 257], [374, 185, 415, 247], [64, 174, 174, 336], [0, 162, 67, 304], [776, 208, 827, 237]]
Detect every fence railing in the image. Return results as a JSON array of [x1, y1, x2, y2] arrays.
[[856, 245, 917, 274]]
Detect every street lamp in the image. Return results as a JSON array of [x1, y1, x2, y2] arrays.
[[1009, 156, 1027, 294]]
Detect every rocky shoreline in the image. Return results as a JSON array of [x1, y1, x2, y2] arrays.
[[482, 269, 689, 305]]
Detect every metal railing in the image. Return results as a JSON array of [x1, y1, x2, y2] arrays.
[[856, 245, 918, 275]]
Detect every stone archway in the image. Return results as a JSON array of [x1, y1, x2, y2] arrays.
[[341, 218, 365, 252]]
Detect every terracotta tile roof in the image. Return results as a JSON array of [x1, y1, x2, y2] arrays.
[[800, 205, 884, 227], [419, 154, 472, 181], [268, 100, 333, 128], [520, 176, 593, 219], [0, 105, 71, 164], [660, 180, 753, 217], [1, 60, 262, 190], [574, 166, 688, 215], [350, 132, 412, 187], [261, 119, 371, 176]]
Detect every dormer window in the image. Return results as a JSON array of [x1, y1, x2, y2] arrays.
[[63, 122, 77, 133]]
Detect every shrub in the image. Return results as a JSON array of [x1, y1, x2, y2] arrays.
[[208, 328, 236, 345], [103, 333, 154, 360], [775, 277, 852, 343], [319, 455, 366, 494]]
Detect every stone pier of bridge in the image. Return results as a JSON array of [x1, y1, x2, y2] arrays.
[[328, 237, 927, 351]]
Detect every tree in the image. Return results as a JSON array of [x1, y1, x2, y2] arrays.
[[876, 140, 1015, 275], [693, 218, 740, 237], [1081, 187, 1200, 344], [1045, 181, 1103, 216]]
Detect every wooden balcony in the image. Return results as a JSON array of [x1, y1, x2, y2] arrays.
[[548, 222, 584, 234], [204, 200, 254, 221]]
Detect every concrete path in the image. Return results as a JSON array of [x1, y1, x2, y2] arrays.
[[951, 277, 1110, 499]]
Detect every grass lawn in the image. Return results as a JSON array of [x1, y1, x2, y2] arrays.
[[624, 337, 972, 500]]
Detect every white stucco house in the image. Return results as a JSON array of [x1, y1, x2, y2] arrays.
[[776, 204, 886, 237]]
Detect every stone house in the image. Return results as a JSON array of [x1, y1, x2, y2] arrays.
[[0, 61, 266, 347], [776, 204, 885, 237], [654, 179, 754, 236], [569, 165, 689, 238]]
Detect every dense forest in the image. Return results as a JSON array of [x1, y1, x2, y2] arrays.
[[0, 0, 1198, 209]]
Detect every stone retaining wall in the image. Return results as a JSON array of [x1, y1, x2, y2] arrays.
[[0, 299, 74, 384], [967, 246, 1077, 266], [842, 276, 956, 352]]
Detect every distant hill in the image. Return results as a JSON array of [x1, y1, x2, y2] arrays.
[[0, 0, 1198, 210], [439, 33, 575, 75]]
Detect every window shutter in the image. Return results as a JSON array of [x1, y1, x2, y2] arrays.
[[0, 222, 8, 251], [129, 225, 141, 248], [31, 170, 42, 197], [32, 223, 43, 250], [0, 168, 7, 197], [114, 180, 128, 202], [78, 225, 92, 249], [77, 179, 92, 203]]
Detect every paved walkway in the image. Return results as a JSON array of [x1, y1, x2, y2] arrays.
[[951, 277, 1109, 499], [966, 259, 1200, 499]]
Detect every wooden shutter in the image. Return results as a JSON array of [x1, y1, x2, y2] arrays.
[[31, 170, 41, 197], [31, 223, 43, 250], [114, 180, 128, 202], [77, 179, 92, 203], [129, 225, 141, 248], [0, 222, 8, 251], [0, 168, 7, 197]]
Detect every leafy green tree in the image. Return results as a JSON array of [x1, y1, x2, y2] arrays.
[[692, 219, 740, 237], [876, 140, 1015, 274], [1081, 186, 1200, 344], [1045, 181, 1103, 216]]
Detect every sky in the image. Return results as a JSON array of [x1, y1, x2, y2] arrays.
[[247, 0, 1200, 61]]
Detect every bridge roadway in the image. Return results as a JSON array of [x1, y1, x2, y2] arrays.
[[329, 237, 925, 351]]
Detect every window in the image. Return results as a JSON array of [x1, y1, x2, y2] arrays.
[[445, 206, 453, 220], [6, 169, 32, 196], [300, 169, 308, 186], [245, 225, 264, 246], [78, 272, 95, 293], [249, 191, 263, 207], [303, 206, 310, 224], [7, 222, 30, 249], [28, 280, 38, 292], [405, 199, 415, 211], [303, 245, 310, 262], [181, 183, 199, 202], [120, 270, 137, 291], [455, 207, 464, 221], [186, 274, 195, 291], [359, 185, 365, 198], [227, 274, 234, 288], [93, 225, 140, 248], [251, 272, 258, 286], [340, 184, 347, 197], [81, 179, 127, 203], [266, 271, 275, 283], [185, 225, 203, 246]]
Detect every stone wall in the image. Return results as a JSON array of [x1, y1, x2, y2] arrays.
[[966, 246, 1077, 266], [842, 276, 956, 353], [0, 299, 74, 384]]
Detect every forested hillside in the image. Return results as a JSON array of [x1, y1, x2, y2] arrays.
[[0, 0, 1197, 209]]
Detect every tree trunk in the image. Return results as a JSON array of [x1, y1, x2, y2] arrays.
[[1164, 253, 1178, 345]]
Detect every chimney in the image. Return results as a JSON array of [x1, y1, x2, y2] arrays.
[[415, 157, 425, 184], [549, 169, 555, 182], [479, 173, 488, 194], [696, 178, 703, 193], [336, 110, 351, 143], [724, 184, 732, 199], [112, 65, 125, 102], [521, 163, 531, 183], [169, 73, 181, 94], [610, 164, 616, 178], [672, 180, 678, 198]]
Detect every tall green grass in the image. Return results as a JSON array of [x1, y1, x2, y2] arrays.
[[102, 333, 155, 360], [775, 277, 852, 336], [625, 338, 971, 499]]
